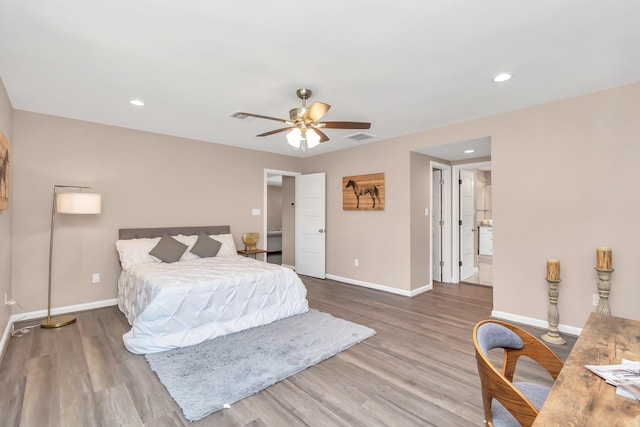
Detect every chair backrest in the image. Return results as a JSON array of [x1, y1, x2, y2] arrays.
[[473, 319, 564, 427]]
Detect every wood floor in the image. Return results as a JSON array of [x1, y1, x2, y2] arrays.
[[0, 278, 576, 426]]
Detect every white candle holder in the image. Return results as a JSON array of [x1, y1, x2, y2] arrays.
[[541, 279, 566, 345], [595, 268, 614, 316]]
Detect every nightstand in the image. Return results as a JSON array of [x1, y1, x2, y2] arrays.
[[237, 249, 267, 259]]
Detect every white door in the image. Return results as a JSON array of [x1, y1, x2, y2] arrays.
[[295, 172, 326, 278], [432, 169, 442, 282], [459, 170, 475, 280]]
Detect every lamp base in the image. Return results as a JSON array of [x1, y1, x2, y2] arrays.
[[41, 314, 77, 328], [541, 332, 566, 345]]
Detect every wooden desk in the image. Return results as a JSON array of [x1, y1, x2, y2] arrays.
[[533, 313, 640, 426]]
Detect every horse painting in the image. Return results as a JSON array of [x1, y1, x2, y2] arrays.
[[346, 179, 381, 209]]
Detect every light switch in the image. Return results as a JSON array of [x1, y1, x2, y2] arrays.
[[424, 208, 429, 216], [252, 208, 261, 216]]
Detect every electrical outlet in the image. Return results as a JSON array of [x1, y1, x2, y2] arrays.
[[92, 273, 100, 284], [592, 294, 599, 307], [354, 259, 359, 267]]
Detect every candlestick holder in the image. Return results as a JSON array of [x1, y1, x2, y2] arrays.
[[541, 279, 566, 345], [595, 268, 614, 316]]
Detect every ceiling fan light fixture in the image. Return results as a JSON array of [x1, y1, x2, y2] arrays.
[[240, 88, 371, 151], [306, 129, 321, 149], [286, 128, 302, 148]]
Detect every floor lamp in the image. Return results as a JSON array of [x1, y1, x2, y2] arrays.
[[41, 185, 102, 328]]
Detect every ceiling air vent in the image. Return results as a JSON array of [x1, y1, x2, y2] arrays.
[[345, 132, 375, 141]]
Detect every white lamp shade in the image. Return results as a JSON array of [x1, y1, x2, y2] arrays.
[[286, 128, 302, 148], [306, 129, 320, 148], [56, 192, 102, 214]]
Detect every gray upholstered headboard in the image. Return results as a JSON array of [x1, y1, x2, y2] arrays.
[[118, 225, 231, 240]]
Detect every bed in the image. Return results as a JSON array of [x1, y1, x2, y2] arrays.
[[115, 226, 309, 354]]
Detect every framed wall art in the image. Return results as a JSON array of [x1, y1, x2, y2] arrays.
[[0, 131, 9, 210], [343, 172, 385, 210]]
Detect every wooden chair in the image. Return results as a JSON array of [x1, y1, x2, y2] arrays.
[[473, 319, 564, 427]]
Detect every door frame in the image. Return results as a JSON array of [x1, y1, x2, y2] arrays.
[[263, 169, 301, 264], [429, 161, 452, 283], [452, 160, 491, 283], [459, 169, 476, 280]]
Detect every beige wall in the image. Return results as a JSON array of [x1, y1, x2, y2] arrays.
[[6, 81, 640, 332], [0, 77, 13, 346], [11, 111, 300, 312], [281, 176, 295, 266], [409, 152, 430, 291], [304, 82, 640, 328], [301, 140, 412, 291], [492, 83, 640, 326], [266, 185, 282, 231]]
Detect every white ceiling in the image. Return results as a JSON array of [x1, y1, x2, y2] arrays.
[[416, 137, 491, 163], [1, 1, 639, 158]]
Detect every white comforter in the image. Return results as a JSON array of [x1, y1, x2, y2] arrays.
[[117, 255, 309, 354]]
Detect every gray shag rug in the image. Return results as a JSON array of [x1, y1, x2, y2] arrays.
[[144, 309, 376, 422]]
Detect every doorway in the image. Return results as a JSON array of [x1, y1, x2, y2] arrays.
[[419, 136, 492, 286], [264, 169, 299, 268], [264, 170, 327, 276], [452, 161, 492, 286], [432, 169, 443, 282], [459, 169, 476, 280], [430, 161, 452, 283]]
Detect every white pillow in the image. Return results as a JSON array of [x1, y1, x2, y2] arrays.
[[209, 233, 238, 257], [115, 237, 162, 270], [173, 234, 200, 261]]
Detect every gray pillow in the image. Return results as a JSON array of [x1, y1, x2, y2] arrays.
[[149, 233, 188, 263], [190, 232, 222, 258]]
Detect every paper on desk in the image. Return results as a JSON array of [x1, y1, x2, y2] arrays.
[[585, 359, 640, 400]]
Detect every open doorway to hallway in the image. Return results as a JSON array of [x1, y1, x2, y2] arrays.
[[418, 136, 493, 286], [454, 162, 492, 286], [265, 170, 299, 268]]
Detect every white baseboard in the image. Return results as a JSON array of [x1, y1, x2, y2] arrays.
[[0, 318, 12, 362], [491, 310, 583, 336], [325, 274, 432, 297], [0, 298, 118, 362]]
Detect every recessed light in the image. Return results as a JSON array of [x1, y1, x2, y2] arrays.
[[464, 149, 475, 154], [493, 73, 512, 83], [129, 99, 145, 106]]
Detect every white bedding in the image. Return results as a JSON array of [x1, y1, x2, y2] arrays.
[[118, 255, 309, 354]]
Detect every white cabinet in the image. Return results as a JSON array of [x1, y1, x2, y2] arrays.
[[479, 226, 493, 255]]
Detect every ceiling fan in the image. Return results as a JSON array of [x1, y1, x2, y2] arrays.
[[235, 88, 371, 151]]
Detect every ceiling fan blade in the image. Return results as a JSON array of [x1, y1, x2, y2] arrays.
[[303, 102, 331, 123], [257, 127, 292, 137], [317, 121, 371, 129], [315, 129, 330, 143], [236, 112, 289, 123]]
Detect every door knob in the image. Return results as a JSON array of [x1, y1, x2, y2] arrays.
[[318, 229, 325, 233]]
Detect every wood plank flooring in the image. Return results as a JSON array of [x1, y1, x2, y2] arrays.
[[0, 279, 576, 426]]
